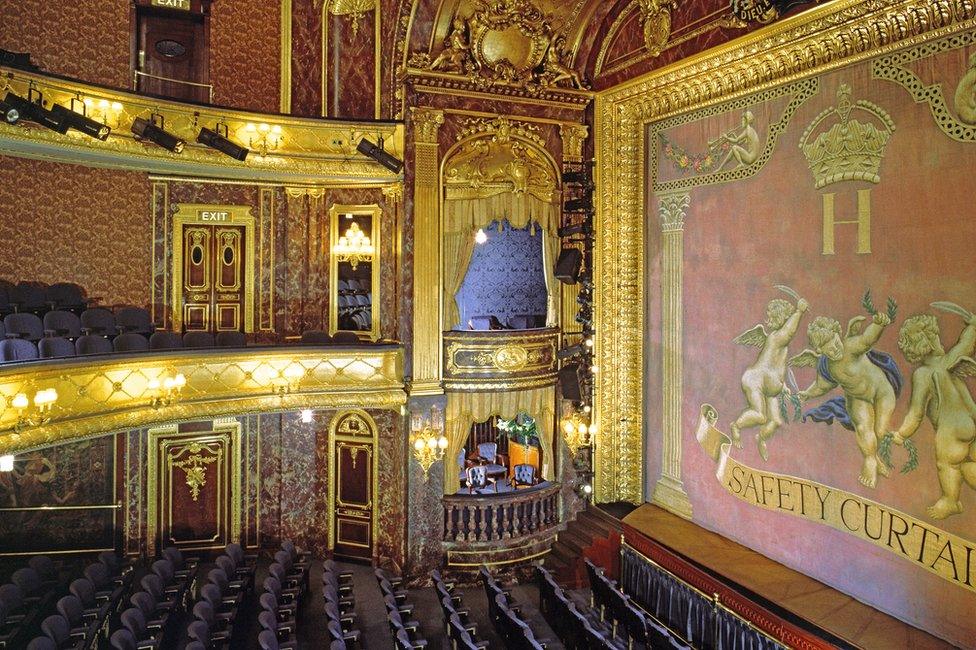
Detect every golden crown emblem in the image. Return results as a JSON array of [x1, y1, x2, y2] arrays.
[[799, 84, 895, 189]]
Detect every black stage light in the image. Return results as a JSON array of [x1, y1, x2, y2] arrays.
[[559, 363, 584, 402], [131, 115, 185, 154], [555, 248, 582, 284], [3, 91, 68, 133], [564, 195, 593, 212], [0, 99, 19, 124], [557, 344, 585, 361], [558, 222, 592, 238], [562, 169, 592, 185], [51, 101, 110, 140], [357, 137, 403, 174], [197, 124, 249, 161]]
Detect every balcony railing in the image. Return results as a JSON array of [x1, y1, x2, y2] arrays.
[[0, 344, 405, 455], [443, 483, 559, 543]]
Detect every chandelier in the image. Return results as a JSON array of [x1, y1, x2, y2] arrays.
[[333, 219, 374, 270], [410, 406, 448, 481]]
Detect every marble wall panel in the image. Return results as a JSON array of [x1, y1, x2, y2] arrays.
[[373, 408, 408, 570], [290, 0, 324, 117], [258, 413, 284, 547]]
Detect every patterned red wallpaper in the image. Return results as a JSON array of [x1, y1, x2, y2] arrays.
[[0, 0, 131, 89], [0, 155, 152, 307], [210, 0, 281, 113]]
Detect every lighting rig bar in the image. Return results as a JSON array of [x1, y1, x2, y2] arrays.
[[555, 159, 596, 497]]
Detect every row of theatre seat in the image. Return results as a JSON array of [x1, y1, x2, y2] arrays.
[[256, 541, 313, 650], [181, 542, 262, 649], [480, 567, 548, 650], [380, 568, 429, 649], [0, 281, 99, 317], [4, 551, 133, 650], [432, 569, 489, 649]]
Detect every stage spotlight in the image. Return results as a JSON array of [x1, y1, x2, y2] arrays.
[[51, 102, 110, 140], [555, 248, 582, 284], [557, 344, 585, 361], [357, 137, 403, 173], [0, 99, 19, 124], [558, 222, 592, 238], [131, 115, 185, 153], [3, 91, 68, 133], [564, 194, 593, 212], [197, 124, 249, 161]]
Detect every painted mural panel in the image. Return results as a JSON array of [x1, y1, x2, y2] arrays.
[[0, 437, 116, 553], [644, 33, 976, 647]]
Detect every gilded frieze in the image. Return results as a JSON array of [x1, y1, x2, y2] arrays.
[[0, 347, 406, 456], [443, 328, 558, 390]]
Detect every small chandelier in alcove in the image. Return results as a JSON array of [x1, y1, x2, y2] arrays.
[[332, 217, 374, 270]]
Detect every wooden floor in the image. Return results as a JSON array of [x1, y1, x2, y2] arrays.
[[623, 504, 955, 650]]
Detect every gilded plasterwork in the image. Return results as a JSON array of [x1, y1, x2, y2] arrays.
[[594, 0, 976, 504], [443, 329, 558, 390], [443, 134, 557, 202], [408, 0, 589, 91], [638, 0, 675, 57]]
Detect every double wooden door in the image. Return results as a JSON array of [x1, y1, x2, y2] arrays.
[[181, 225, 245, 332]]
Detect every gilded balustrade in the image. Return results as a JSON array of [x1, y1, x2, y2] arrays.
[[0, 345, 405, 455], [0, 66, 404, 185], [442, 328, 558, 391]]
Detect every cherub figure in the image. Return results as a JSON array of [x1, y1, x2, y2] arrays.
[[793, 309, 901, 488], [709, 110, 760, 171], [954, 52, 976, 125], [430, 17, 474, 74], [541, 35, 584, 89], [891, 304, 976, 519], [730, 294, 809, 461]]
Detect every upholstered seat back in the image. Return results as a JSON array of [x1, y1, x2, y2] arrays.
[[513, 464, 536, 485], [465, 465, 488, 488], [477, 442, 497, 462]]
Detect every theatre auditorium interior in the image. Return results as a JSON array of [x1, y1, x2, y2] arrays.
[[1, 1, 976, 649]]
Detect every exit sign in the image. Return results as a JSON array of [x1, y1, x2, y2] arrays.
[[152, 0, 191, 10], [197, 210, 230, 222]]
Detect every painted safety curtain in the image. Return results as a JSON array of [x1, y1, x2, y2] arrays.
[[443, 386, 556, 494], [443, 192, 560, 329]]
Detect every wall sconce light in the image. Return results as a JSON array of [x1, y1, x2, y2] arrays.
[[300, 409, 314, 424], [11, 388, 58, 432], [0, 455, 13, 472], [333, 219, 374, 270], [148, 373, 186, 408], [561, 411, 593, 454], [475, 228, 488, 245], [81, 97, 124, 129], [410, 406, 448, 481], [244, 122, 283, 157]]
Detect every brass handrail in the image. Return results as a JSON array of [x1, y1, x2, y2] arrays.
[[0, 503, 121, 512], [620, 540, 786, 648], [133, 70, 214, 103]]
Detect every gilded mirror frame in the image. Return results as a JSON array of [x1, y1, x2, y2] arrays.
[[329, 203, 382, 341]]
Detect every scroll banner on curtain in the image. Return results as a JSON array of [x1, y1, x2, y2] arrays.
[[695, 404, 976, 595]]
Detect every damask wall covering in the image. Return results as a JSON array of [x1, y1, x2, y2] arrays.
[[0, 156, 152, 307], [642, 33, 976, 647], [456, 219, 548, 329]]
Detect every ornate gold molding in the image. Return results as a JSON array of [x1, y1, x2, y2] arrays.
[[638, 0, 675, 57], [0, 346, 406, 456], [559, 123, 589, 162], [593, 0, 976, 505], [0, 67, 403, 184], [411, 107, 445, 395], [280, 0, 293, 113], [173, 442, 222, 501], [443, 328, 558, 390]]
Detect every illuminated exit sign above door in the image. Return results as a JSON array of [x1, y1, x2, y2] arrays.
[[151, 0, 191, 10]]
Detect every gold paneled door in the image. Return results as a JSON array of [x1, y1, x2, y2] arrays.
[[182, 225, 245, 331], [147, 421, 241, 554], [330, 412, 377, 561]]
